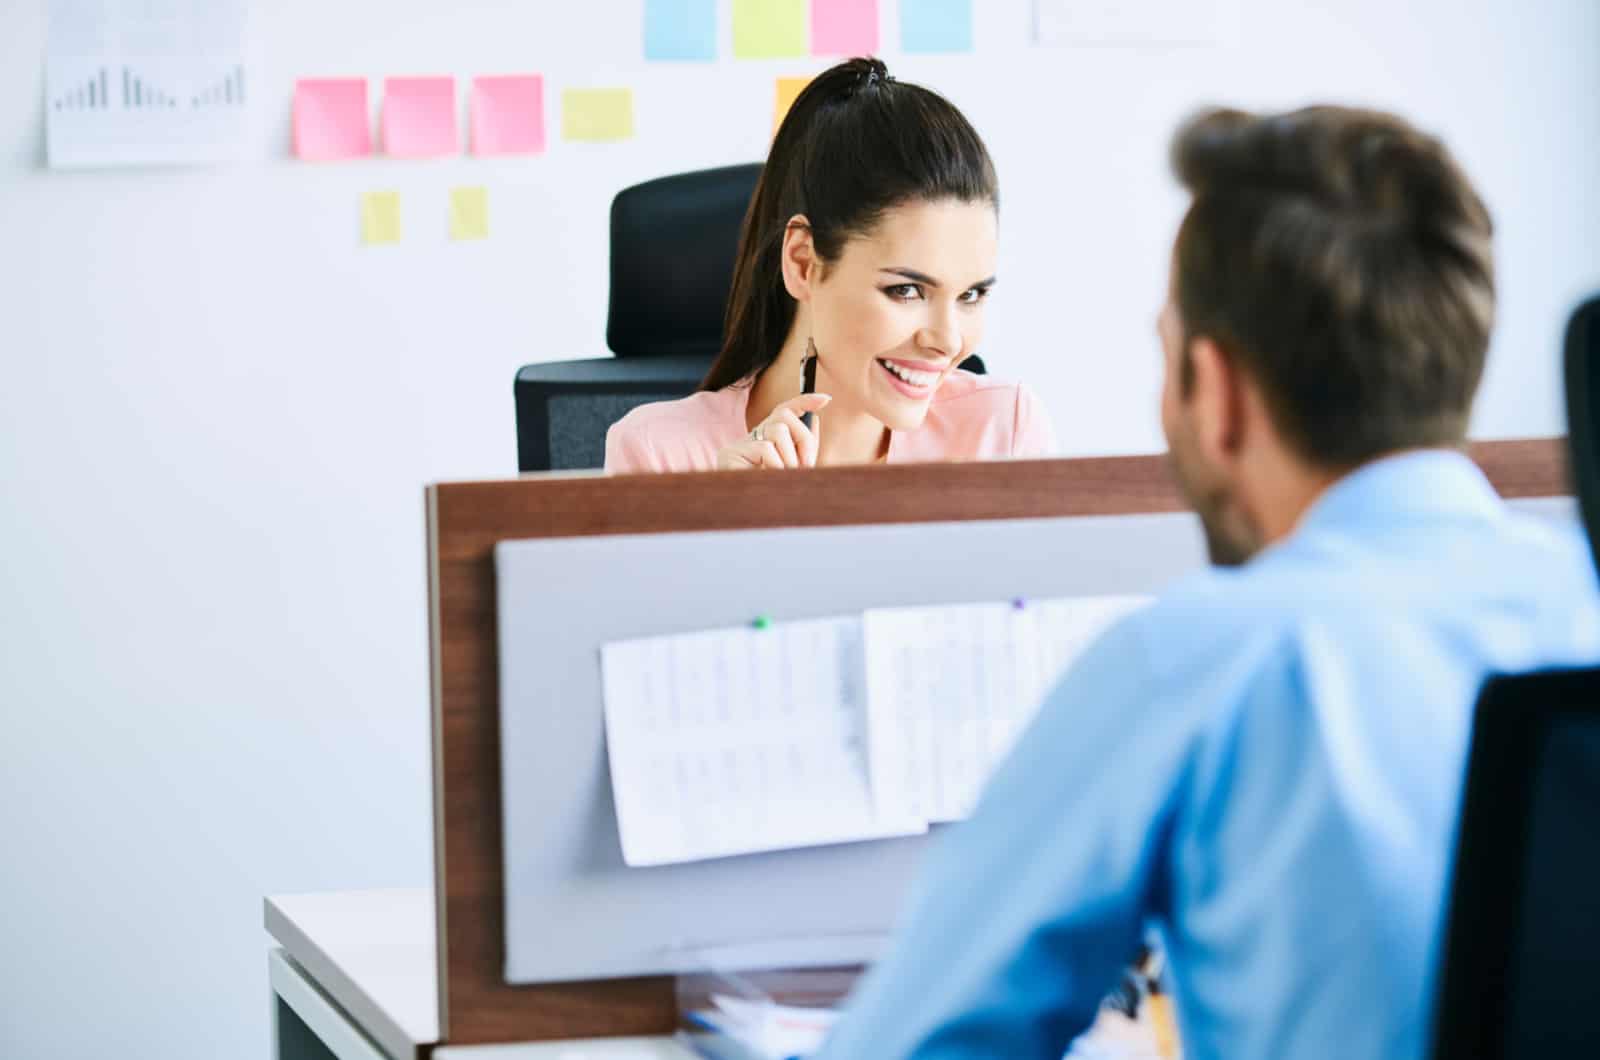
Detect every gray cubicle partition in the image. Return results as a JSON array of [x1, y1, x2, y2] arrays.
[[493, 512, 1209, 985]]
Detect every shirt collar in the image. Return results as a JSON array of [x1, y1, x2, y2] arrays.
[[1294, 447, 1506, 537]]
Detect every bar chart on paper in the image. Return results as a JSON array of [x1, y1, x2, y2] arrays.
[[46, 0, 251, 168], [49, 63, 245, 112], [47, 58, 252, 166]]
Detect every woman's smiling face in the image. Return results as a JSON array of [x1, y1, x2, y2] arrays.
[[789, 197, 998, 431]]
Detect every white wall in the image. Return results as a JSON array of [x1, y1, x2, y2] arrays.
[[0, 1, 1594, 1055]]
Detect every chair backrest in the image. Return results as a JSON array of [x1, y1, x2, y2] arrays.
[[1430, 295, 1600, 1057], [1429, 667, 1600, 1057], [515, 164, 761, 471], [607, 163, 763, 358], [1564, 295, 1600, 573]]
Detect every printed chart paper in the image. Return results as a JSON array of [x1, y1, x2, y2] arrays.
[[601, 618, 927, 866], [864, 596, 1150, 822], [47, 0, 252, 168], [600, 595, 1150, 865]]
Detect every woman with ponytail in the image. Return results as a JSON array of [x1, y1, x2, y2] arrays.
[[605, 57, 1056, 472]]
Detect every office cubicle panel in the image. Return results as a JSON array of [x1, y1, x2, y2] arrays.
[[493, 514, 1208, 984], [424, 439, 1566, 1046]]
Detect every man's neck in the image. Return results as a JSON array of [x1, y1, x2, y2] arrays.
[[1240, 443, 1346, 548]]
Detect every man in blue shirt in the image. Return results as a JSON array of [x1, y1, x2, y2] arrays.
[[819, 107, 1600, 1059]]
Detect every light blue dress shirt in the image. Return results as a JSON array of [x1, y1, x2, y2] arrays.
[[819, 451, 1600, 1060]]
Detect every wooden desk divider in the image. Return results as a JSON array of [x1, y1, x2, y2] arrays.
[[425, 440, 1565, 1045]]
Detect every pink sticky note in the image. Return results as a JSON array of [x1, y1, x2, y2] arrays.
[[381, 76, 458, 158], [293, 78, 371, 161], [471, 75, 546, 157], [812, 0, 879, 55]]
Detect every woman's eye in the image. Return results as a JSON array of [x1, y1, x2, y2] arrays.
[[884, 284, 923, 302], [960, 287, 990, 305]]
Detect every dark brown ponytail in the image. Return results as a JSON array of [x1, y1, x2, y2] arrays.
[[703, 57, 998, 392]]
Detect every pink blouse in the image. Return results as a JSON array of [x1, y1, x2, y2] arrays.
[[604, 369, 1057, 474]]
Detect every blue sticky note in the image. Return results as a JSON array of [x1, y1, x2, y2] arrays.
[[645, 0, 717, 61], [901, 0, 972, 53]]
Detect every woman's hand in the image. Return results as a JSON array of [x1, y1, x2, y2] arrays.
[[717, 393, 831, 470]]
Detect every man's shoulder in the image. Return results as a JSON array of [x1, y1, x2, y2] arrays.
[[1123, 509, 1600, 686]]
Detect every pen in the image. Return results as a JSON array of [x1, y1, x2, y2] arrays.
[[801, 352, 819, 433]]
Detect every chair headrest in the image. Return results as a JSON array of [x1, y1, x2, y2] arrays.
[[607, 163, 763, 358], [1564, 294, 1600, 574]]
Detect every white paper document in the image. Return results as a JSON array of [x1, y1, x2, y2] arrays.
[[600, 618, 927, 867], [601, 596, 1149, 866], [47, 0, 252, 168], [864, 596, 1150, 823]]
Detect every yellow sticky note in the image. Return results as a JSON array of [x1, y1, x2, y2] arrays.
[[361, 190, 401, 245], [773, 76, 811, 138], [734, 0, 807, 58], [561, 88, 634, 142], [450, 186, 489, 241]]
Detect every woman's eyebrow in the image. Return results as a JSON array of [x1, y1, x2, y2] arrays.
[[880, 268, 998, 289], [880, 267, 940, 287]]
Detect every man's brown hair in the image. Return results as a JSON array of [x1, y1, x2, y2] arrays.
[[1171, 105, 1496, 468]]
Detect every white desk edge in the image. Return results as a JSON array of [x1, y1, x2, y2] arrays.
[[265, 888, 440, 1060], [265, 888, 693, 1059]]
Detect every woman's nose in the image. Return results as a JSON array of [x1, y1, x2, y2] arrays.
[[915, 307, 960, 359]]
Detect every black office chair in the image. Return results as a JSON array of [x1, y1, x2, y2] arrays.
[[1564, 295, 1600, 576], [512, 163, 990, 472], [514, 163, 762, 472], [1429, 294, 1600, 1058]]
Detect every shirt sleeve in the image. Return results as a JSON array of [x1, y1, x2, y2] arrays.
[[1011, 385, 1059, 458], [603, 415, 660, 474], [816, 612, 1196, 1060]]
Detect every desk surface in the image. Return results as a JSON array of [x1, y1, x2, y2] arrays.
[[266, 888, 440, 1059], [265, 888, 692, 1059]]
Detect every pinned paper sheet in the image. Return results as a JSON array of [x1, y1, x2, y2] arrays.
[[294, 78, 371, 161], [901, 0, 973, 53], [733, 0, 807, 58], [645, 0, 717, 60], [812, 0, 879, 55], [864, 596, 1149, 823], [449, 187, 489, 241], [381, 76, 457, 158], [599, 594, 1150, 865], [773, 76, 811, 137], [470, 75, 545, 156], [561, 88, 634, 142], [360, 191, 401, 245], [600, 618, 927, 867], [45, 0, 251, 168]]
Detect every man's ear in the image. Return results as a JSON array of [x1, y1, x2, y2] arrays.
[[779, 214, 817, 302], [1187, 335, 1248, 468]]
